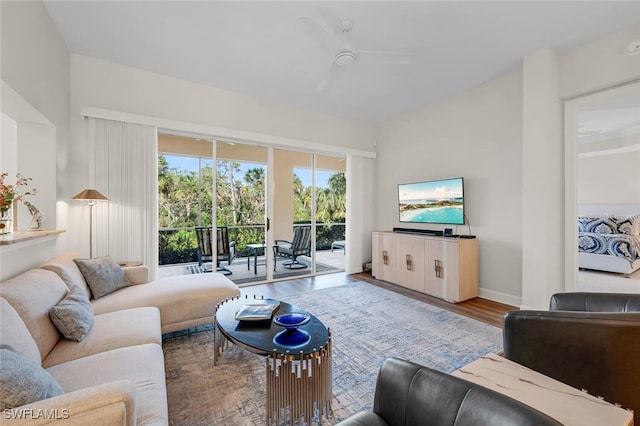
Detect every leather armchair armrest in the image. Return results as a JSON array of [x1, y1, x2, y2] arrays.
[[549, 292, 640, 312], [503, 310, 640, 413], [1, 380, 136, 425]]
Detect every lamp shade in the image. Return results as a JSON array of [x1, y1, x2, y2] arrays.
[[72, 189, 109, 201]]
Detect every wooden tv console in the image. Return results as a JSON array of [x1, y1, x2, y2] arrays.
[[372, 231, 479, 303]]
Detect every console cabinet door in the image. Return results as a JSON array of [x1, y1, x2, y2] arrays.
[[425, 239, 446, 299], [425, 239, 478, 302], [372, 232, 396, 282], [394, 235, 426, 293], [372, 231, 478, 303]]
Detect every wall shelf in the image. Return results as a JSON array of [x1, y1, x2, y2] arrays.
[[0, 229, 65, 247]]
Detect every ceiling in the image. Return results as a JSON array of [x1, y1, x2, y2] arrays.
[[43, 1, 640, 125]]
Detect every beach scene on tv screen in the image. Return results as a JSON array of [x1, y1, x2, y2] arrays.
[[399, 178, 464, 224]]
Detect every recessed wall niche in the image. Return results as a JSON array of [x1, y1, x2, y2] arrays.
[[1, 80, 57, 231]]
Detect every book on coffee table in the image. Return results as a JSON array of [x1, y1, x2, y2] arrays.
[[235, 299, 280, 321]]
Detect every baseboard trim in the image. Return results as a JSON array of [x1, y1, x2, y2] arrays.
[[478, 288, 522, 308]]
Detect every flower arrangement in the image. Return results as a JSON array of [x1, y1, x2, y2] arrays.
[[0, 172, 38, 214]]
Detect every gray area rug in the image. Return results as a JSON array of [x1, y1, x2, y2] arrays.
[[163, 281, 503, 425]]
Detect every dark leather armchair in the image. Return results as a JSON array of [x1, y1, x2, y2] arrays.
[[336, 357, 561, 426], [503, 292, 640, 421], [273, 225, 312, 270], [195, 226, 236, 275]]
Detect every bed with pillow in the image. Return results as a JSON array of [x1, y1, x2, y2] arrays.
[[578, 205, 640, 278]]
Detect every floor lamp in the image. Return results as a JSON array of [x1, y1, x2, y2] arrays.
[[72, 189, 109, 258]]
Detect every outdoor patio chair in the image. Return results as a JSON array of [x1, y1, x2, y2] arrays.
[[195, 226, 236, 275], [273, 225, 312, 270]]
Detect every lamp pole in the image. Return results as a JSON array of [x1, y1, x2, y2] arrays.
[[72, 189, 109, 258], [88, 200, 95, 258]]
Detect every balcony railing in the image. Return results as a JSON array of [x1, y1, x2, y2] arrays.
[[158, 223, 345, 265]]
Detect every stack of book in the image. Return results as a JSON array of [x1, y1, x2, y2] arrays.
[[235, 298, 280, 321]]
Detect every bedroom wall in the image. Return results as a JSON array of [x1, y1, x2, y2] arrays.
[[578, 151, 640, 205], [375, 72, 524, 306], [0, 1, 70, 281]]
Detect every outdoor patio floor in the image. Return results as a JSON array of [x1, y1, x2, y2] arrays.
[[158, 248, 346, 285]]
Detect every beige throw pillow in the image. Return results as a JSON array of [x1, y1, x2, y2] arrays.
[[73, 256, 131, 299]]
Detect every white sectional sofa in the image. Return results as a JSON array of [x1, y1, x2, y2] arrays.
[[0, 252, 240, 425]]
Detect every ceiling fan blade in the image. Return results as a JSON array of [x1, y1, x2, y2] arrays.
[[356, 50, 416, 65], [315, 63, 343, 91], [299, 16, 342, 55]]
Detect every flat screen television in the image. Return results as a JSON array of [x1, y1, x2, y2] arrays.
[[398, 177, 465, 225]]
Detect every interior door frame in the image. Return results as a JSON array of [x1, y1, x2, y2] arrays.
[[563, 80, 640, 292]]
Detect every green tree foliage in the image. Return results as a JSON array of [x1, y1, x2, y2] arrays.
[[158, 155, 346, 264]]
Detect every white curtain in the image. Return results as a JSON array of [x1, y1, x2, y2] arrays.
[[89, 118, 159, 280], [345, 154, 375, 274]]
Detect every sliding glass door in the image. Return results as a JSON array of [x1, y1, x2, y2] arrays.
[[157, 132, 346, 283], [216, 142, 268, 284], [272, 149, 314, 278]]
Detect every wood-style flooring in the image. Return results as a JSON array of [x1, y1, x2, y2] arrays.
[[240, 272, 516, 328]]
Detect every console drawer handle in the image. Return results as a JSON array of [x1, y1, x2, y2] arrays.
[[406, 254, 412, 271], [435, 260, 443, 278]]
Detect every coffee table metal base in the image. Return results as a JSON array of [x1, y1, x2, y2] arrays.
[[265, 338, 332, 425], [213, 298, 333, 425]]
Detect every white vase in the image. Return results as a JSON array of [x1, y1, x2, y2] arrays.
[[0, 207, 13, 234]]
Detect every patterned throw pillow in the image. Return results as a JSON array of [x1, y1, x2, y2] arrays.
[[49, 286, 94, 342], [0, 344, 64, 410], [73, 256, 131, 299]]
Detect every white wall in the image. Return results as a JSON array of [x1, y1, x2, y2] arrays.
[[578, 151, 640, 205], [375, 23, 640, 307], [1, 113, 17, 176], [561, 24, 640, 292], [68, 54, 376, 263], [560, 23, 640, 99], [0, 1, 70, 281], [521, 48, 563, 310], [376, 72, 524, 305]]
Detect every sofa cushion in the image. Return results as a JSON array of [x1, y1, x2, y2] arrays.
[[0, 344, 64, 410], [0, 298, 41, 364], [0, 269, 68, 360], [49, 285, 94, 342], [47, 343, 168, 425], [41, 252, 92, 298], [91, 272, 241, 333], [43, 307, 162, 368], [73, 256, 131, 299]]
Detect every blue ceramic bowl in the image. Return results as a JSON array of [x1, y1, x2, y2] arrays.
[[273, 313, 311, 331]]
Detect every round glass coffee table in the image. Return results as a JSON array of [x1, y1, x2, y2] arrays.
[[214, 296, 332, 425]]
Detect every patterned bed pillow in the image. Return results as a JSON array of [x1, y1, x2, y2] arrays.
[[612, 214, 640, 236], [578, 216, 617, 234], [578, 214, 640, 236]]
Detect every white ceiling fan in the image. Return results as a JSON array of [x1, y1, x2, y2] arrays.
[[300, 16, 416, 91]]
